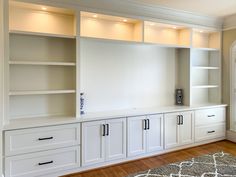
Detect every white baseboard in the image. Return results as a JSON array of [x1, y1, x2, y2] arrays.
[[226, 130, 236, 142]]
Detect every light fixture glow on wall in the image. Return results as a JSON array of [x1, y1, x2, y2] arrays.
[[123, 19, 127, 22], [41, 7, 47, 10], [93, 14, 98, 18]]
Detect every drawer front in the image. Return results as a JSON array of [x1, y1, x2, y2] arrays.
[[195, 123, 225, 142], [195, 108, 225, 126], [5, 146, 80, 177], [5, 124, 80, 156]]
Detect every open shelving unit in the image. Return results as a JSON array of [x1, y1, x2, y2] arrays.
[[7, 1, 77, 121], [190, 45, 221, 105], [144, 21, 191, 47], [80, 11, 143, 42], [192, 29, 221, 49]]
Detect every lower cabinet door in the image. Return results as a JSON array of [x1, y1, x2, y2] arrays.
[[127, 116, 146, 157], [180, 111, 194, 145], [164, 113, 179, 149], [105, 118, 126, 161], [146, 114, 163, 152], [5, 146, 80, 177], [82, 120, 106, 166]]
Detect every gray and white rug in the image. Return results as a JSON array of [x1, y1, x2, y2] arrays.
[[128, 152, 236, 177]]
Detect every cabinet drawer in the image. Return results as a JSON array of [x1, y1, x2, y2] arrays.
[[195, 108, 225, 126], [195, 123, 225, 142], [5, 124, 80, 156], [5, 146, 80, 177]]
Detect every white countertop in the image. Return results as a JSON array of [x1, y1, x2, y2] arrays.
[[3, 104, 227, 130]]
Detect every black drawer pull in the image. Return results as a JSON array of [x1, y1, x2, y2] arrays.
[[38, 160, 53, 166], [38, 137, 53, 141], [207, 130, 215, 134], [208, 115, 215, 117]]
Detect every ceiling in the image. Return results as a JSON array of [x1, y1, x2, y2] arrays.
[[127, 0, 236, 18]]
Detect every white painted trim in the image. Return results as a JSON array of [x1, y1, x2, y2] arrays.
[[14, 0, 223, 29], [226, 130, 236, 142], [229, 41, 236, 131]]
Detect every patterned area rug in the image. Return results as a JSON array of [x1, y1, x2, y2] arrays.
[[128, 152, 236, 177]]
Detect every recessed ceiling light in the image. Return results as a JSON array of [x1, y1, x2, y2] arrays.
[[93, 14, 98, 18], [41, 7, 47, 11], [123, 19, 127, 22]]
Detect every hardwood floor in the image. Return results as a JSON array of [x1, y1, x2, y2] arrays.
[[63, 140, 236, 177]]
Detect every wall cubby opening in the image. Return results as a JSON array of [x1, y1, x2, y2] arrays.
[[191, 49, 221, 105], [192, 29, 220, 49], [80, 11, 143, 42], [9, 94, 76, 120], [80, 38, 191, 114], [144, 21, 191, 47], [9, 1, 76, 37]]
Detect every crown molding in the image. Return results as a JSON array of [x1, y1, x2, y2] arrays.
[[223, 13, 236, 31], [13, 0, 223, 29]]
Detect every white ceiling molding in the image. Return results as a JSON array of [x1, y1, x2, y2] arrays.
[[223, 14, 236, 31], [13, 0, 223, 29]]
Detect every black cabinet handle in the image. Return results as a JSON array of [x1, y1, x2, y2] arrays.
[[207, 130, 215, 134], [38, 160, 53, 166], [102, 124, 106, 136], [181, 115, 184, 125], [177, 115, 180, 125], [38, 137, 53, 141], [144, 119, 147, 130], [147, 119, 150, 130], [106, 124, 109, 136], [208, 115, 215, 117]]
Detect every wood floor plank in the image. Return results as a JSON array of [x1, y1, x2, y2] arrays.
[[62, 140, 236, 177]]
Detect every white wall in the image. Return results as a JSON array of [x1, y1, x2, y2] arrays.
[[80, 38, 177, 113]]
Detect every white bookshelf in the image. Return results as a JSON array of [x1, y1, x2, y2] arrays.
[[80, 11, 143, 42], [192, 29, 221, 49], [8, 1, 77, 121], [191, 47, 221, 105], [144, 21, 191, 47]]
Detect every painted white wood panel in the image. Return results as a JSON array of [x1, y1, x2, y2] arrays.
[[5, 146, 80, 177], [146, 114, 163, 152], [180, 111, 194, 145], [105, 118, 126, 161], [127, 116, 146, 157], [82, 120, 106, 166], [80, 39, 176, 113], [164, 112, 179, 149], [5, 124, 80, 156]]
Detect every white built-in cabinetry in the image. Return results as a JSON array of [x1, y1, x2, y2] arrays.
[[2, 1, 226, 177], [164, 111, 194, 149], [127, 114, 163, 157], [82, 118, 126, 166]]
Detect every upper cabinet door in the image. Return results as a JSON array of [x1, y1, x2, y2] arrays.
[[105, 118, 127, 161], [82, 120, 106, 166], [146, 114, 163, 152], [127, 116, 146, 157], [164, 112, 180, 149], [180, 111, 194, 145]]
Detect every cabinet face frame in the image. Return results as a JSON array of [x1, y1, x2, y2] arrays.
[[164, 111, 194, 149]]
